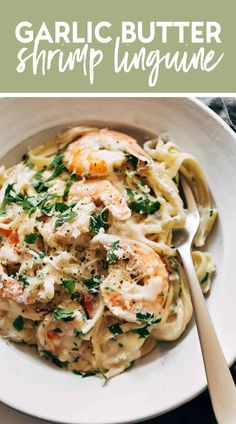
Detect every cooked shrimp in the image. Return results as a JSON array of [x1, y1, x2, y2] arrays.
[[0, 264, 36, 305], [37, 200, 96, 247], [38, 180, 130, 247], [92, 234, 169, 323], [70, 179, 131, 221], [0, 297, 49, 321], [37, 302, 85, 362], [0, 310, 36, 344], [0, 228, 20, 264], [37, 299, 104, 363], [65, 129, 151, 177]]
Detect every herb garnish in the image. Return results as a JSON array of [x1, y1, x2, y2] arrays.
[[109, 323, 123, 335], [72, 370, 98, 378], [132, 326, 150, 339], [0, 184, 17, 214], [40, 201, 55, 216], [54, 204, 77, 229], [114, 167, 133, 178], [62, 279, 76, 294], [30, 167, 48, 193], [24, 232, 40, 244], [22, 154, 35, 169], [47, 164, 65, 181], [53, 327, 63, 334], [74, 329, 82, 338], [49, 152, 64, 169], [172, 176, 178, 185], [25, 162, 35, 169], [84, 274, 102, 293], [0, 184, 56, 216], [46, 153, 66, 181], [24, 192, 56, 216], [89, 209, 109, 234], [124, 153, 138, 170], [17, 273, 30, 288], [126, 188, 161, 215], [13, 316, 24, 331], [106, 240, 120, 264], [29, 250, 45, 263], [53, 306, 76, 322], [200, 272, 209, 285], [63, 173, 77, 200], [136, 312, 162, 325], [55, 202, 70, 213], [43, 350, 65, 368]]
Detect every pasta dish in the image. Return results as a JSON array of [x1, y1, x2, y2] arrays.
[[0, 126, 217, 379]]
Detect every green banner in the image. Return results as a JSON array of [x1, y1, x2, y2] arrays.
[[0, 0, 235, 93]]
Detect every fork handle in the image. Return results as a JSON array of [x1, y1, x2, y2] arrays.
[[178, 246, 236, 424]]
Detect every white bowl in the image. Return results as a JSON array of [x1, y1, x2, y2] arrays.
[[0, 97, 235, 424]]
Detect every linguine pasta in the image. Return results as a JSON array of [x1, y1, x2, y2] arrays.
[[0, 126, 217, 379]]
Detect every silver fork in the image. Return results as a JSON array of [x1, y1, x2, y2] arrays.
[[175, 175, 236, 424]]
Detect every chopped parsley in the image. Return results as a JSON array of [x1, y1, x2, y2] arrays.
[[53, 327, 63, 334], [36, 251, 45, 261], [200, 272, 209, 285], [0, 186, 53, 216], [54, 206, 77, 230], [0, 184, 17, 214], [84, 274, 102, 293], [23, 192, 57, 216], [126, 188, 161, 215], [0, 188, 36, 215], [29, 250, 45, 263], [43, 350, 65, 368], [172, 176, 178, 185], [114, 167, 133, 179], [89, 209, 109, 234], [25, 162, 35, 169], [72, 370, 98, 378], [61, 279, 76, 294], [55, 202, 70, 213], [22, 154, 35, 169], [47, 164, 65, 181], [132, 326, 150, 339], [40, 201, 55, 216], [106, 240, 120, 264], [30, 167, 48, 193], [63, 173, 77, 200], [124, 153, 138, 170], [49, 152, 64, 169], [74, 329, 82, 338], [38, 195, 65, 217], [22, 153, 29, 162], [53, 306, 76, 322], [24, 232, 40, 244], [46, 153, 66, 181], [17, 273, 30, 289], [109, 323, 123, 335], [13, 316, 24, 331], [0, 183, 60, 219], [209, 209, 213, 217], [125, 361, 135, 370], [136, 312, 162, 326]]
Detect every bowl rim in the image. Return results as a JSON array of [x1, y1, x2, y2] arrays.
[[0, 96, 235, 424]]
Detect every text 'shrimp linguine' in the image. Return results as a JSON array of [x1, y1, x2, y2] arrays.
[[0, 126, 217, 379]]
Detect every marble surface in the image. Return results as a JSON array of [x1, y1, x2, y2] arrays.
[[0, 97, 235, 424]]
